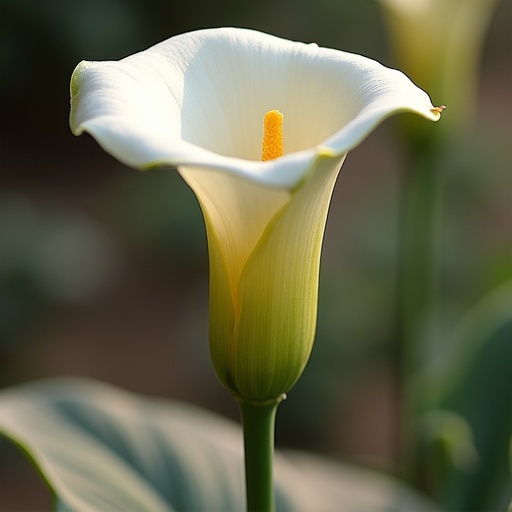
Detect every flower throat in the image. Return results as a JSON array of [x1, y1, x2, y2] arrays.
[[262, 110, 283, 161]]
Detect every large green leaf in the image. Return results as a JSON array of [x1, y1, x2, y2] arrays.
[[0, 377, 437, 511]]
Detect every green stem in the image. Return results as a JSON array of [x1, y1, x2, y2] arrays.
[[396, 144, 445, 479], [239, 401, 279, 512]]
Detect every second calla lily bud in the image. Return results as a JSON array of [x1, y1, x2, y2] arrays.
[[69, 28, 442, 404]]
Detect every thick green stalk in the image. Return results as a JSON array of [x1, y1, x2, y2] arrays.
[[396, 136, 446, 479], [239, 401, 280, 512]]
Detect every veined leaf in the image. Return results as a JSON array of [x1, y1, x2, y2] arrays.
[[0, 377, 437, 511]]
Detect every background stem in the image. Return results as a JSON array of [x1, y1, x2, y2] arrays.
[[396, 141, 446, 480]]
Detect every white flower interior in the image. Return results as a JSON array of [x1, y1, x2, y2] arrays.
[[120, 30, 361, 161], [175, 38, 360, 160]]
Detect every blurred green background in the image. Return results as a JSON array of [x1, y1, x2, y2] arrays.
[[0, 0, 510, 510]]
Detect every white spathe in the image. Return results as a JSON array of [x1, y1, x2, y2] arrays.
[[70, 27, 441, 402], [70, 27, 439, 189]]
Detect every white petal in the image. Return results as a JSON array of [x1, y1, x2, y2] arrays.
[[70, 27, 440, 189]]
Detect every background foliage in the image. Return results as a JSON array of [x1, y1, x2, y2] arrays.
[[0, 0, 511, 510]]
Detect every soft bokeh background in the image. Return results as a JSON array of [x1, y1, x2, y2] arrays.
[[1, 0, 510, 510]]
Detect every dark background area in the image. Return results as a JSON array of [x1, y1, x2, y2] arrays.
[[1, 0, 511, 509]]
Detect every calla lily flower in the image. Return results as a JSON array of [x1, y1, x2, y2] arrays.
[[70, 27, 441, 403], [378, 0, 498, 134]]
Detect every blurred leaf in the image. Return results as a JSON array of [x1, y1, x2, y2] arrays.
[[0, 377, 438, 511], [0, 194, 119, 350], [416, 410, 479, 494], [418, 280, 512, 511]]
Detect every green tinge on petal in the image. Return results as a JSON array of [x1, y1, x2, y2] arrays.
[[181, 154, 343, 403], [201, 216, 236, 388], [178, 167, 290, 391], [231, 155, 345, 402]]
